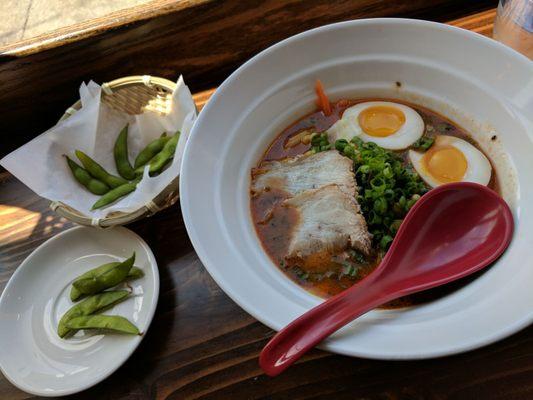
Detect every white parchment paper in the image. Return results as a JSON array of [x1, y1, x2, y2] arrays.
[[0, 76, 196, 219]]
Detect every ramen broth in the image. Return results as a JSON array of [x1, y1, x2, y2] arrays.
[[251, 98, 497, 307]]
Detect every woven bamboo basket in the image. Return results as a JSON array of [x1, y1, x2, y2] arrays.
[[50, 75, 181, 227]]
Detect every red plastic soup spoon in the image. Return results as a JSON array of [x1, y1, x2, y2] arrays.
[[260, 182, 514, 376]]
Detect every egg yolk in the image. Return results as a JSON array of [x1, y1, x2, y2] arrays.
[[422, 145, 468, 183], [358, 106, 406, 137]]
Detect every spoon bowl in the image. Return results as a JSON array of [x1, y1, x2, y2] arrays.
[[260, 182, 514, 376]]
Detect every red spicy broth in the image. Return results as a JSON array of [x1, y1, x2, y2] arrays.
[[251, 98, 497, 307]]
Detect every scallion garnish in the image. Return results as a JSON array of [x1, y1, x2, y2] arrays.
[[411, 136, 435, 151], [335, 137, 428, 251]]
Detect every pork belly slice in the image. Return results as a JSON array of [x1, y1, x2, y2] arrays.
[[283, 184, 371, 267], [251, 150, 356, 198]]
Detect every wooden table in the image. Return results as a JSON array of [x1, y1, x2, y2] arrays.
[[1, 4, 532, 400]]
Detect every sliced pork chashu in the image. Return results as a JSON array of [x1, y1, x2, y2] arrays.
[[283, 184, 371, 266], [251, 150, 356, 198]]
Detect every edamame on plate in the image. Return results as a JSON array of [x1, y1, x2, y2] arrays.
[[57, 253, 145, 339], [0, 226, 159, 396]]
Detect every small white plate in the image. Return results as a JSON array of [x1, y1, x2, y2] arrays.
[[0, 226, 159, 396]]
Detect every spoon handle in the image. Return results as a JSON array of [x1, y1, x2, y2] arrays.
[[259, 272, 393, 376]]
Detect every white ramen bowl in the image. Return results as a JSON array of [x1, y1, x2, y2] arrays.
[[180, 19, 533, 359]]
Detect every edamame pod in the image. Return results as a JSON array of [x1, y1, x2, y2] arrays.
[[70, 263, 144, 301], [71, 262, 119, 301], [65, 156, 110, 195], [136, 131, 180, 176], [65, 315, 140, 335], [91, 178, 140, 210], [75, 150, 127, 188], [58, 290, 129, 338], [114, 125, 136, 180], [72, 253, 135, 295], [127, 266, 145, 280], [133, 133, 170, 169]]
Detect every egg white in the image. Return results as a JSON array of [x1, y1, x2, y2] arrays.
[[409, 135, 492, 188], [327, 101, 424, 150]]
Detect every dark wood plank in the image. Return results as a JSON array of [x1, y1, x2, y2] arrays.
[[448, 8, 496, 36], [0, 0, 496, 158], [3, 7, 533, 400]]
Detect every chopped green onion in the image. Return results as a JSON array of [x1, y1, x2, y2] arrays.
[[390, 219, 403, 233], [373, 197, 388, 215], [335, 139, 348, 151], [348, 250, 367, 264], [343, 144, 356, 158], [411, 136, 435, 151], [310, 133, 332, 154], [341, 138, 428, 252], [379, 235, 394, 250], [293, 266, 309, 280], [341, 262, 358, 278]]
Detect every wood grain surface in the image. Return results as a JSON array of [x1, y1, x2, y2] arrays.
[[2, 5, 533, 400], [0, 0, 496, 158]]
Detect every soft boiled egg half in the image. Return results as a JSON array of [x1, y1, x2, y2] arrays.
[[327, 101, 424, 150], [409, 135, 492, 188]]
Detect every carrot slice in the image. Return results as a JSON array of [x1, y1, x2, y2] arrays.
[[315, 79, 332, 116]]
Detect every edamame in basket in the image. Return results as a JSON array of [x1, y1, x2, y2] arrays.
[[64, 125, 181, 210]]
